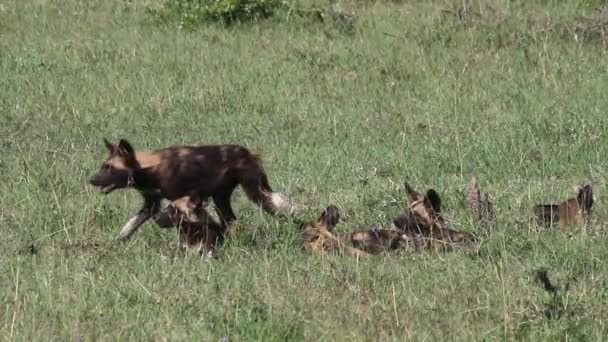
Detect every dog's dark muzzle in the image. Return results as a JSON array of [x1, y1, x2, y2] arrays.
[[89, 174, 117, 194]]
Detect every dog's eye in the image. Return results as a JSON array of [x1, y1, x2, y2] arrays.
[[102, 164, 114, 172]]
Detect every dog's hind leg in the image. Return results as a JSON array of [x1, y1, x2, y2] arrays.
[[212, 185, 238, 226], [214, 192, 242, 237]]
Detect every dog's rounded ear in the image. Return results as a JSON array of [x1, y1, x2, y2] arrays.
[[103, 138, 115, 153], [116, 139, 135, 158], [424, 189, 442, 213], [578, 185, 594, 210], [320, 205, 341, 229]]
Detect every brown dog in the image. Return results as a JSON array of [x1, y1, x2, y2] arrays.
[[534, 184, 594, 231], [89, 138, 293, 241], [302, 205, 371, 257], [154, 196, 227, 258], [303, 205, 410, 257], [303, 182, 476, 256], [392, 182, 476, 251]]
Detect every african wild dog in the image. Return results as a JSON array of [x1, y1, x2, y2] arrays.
[[392, 182, 476, 251], [302, 182, 476, 256], [302, 205, 370, 257], [154, 196, 228, 258], [302, 205, 416, 257], [533, 184, 594, 231], [89, 138, 293, 240]]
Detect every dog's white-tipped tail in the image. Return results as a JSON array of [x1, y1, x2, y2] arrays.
[[270, 192, 295, 216]]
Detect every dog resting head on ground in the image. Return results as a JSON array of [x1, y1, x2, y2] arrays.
[[349, 227, 410, 255], [302, 205, 413, 256], [153, 196, 227, 258], [302, 205, 369, 257], [302, 182, 477, 257], [89, 138, 294, 241], [392, 182, 476, 251], [533, 184, 594, 231]]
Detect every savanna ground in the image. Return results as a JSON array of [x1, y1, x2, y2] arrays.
[[2, 0, 608, 340]]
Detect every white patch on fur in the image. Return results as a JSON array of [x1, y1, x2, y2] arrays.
[[116, 215, 142, 240], [207, 208, 221, 223], [270, 192, 295, 216], [205, 250, 216, 259], [159, 198, 172, 210]]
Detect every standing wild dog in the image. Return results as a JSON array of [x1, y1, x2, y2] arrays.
[[154, 196, 227, 258], [89, 138, 294, 240], [533, 184, 594, 232]]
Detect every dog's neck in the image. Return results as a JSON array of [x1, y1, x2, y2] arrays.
[[131, 167, 162, 195]]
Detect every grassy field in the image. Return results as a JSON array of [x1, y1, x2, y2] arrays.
[[2, 0, 608, 340]]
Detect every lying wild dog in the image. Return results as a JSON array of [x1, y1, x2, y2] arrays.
[[154, 196, 227, 258], [89, 138, 294, 241], [302, 205, 368, 256], [533, 184, 594, 232], [302, 183, 476, 256], [302, 205, 406, 256], [392, 182, 476, 251]]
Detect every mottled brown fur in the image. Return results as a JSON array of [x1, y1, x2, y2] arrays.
[[392, 182, 476, 251], [303, 182, 476, 256], [303, 206, 370, 257], [534, 184, 594, 231], [349, 229, 409, 255], [302, 206, 413, 256], [154, 197, 227, 257], [89, 138, 293, 241]]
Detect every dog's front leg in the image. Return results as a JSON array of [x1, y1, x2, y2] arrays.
[[116, 196, 161, 241]]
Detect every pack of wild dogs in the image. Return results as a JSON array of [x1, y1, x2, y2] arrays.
[[89, 139, 595, 258]]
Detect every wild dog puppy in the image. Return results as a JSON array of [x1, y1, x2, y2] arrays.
[[154, 196, 227, 258], [302, 205, 409, 256], [89, 138, 294, 241], [392, 182, 475, 251], [303, 205, 369, 257], [533, 184, 594, 232], [349, 228, 410, 255]]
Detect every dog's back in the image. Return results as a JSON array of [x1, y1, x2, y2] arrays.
[[534, 184, 594, 231]]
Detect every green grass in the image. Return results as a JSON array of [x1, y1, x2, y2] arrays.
[[2, 0, 608, 340]]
